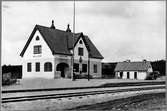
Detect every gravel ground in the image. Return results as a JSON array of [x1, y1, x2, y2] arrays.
[[1, 89, 165, 111], [2, 78, 163, 91], [71, 92, 166, 111]]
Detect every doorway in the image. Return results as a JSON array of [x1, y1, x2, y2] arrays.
[[56, 63, 69, 78], [120, 72, 123, 79]]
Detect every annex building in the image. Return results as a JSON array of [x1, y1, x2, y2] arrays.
[[20, 21, 104, 79], [114, 60, 153, 80]]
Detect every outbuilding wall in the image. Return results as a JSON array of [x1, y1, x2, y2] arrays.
[[116, 71, 147, 80]]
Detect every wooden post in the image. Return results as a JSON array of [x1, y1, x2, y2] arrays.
[[71, 0, 75, 81]]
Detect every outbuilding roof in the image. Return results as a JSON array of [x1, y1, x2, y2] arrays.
[[114, 61, 152, 71], [20, 24, 104, 59]]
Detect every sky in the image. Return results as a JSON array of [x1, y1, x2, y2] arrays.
[[2, 1, 166, 65]]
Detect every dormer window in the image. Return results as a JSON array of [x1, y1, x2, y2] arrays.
[[79, 40, 82, 44], [34, 45, 42, 54]]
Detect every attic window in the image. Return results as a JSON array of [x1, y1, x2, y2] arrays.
[[79, 40, 82, 44], [36, 36, 39, 41], [34, 45, 41, 54]]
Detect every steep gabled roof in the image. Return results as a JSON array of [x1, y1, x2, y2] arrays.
[[114, 61, 152, 72], [20, 25, 104, 59]]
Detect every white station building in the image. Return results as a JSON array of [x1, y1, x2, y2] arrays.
[[20, 21, 104, 79]]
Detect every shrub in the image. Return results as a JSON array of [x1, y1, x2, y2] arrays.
[[2, 72, 17, 86], [145, 71, 160, 80]]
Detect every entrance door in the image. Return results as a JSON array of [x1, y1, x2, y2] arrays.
[[56, 63, 69, 78]]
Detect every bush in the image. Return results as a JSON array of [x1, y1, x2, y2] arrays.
[[2, 78, 17, 86], [2, 72, 17, 86], [145, 71, 160, 80]]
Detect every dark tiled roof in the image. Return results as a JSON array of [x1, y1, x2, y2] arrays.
[[114, 61, 152, 71], [20, 25, 104, 59]]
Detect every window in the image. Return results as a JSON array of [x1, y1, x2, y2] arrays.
[[120, 72, 123, 78], [79, 40, 82, 44], [44, 62, 52, 72], [82, 64, 87, 72], [34, 45, 41, 54], [78, 47, 83, 56], [93, 64, 97, 73], [36, 62, 40, 72], [27, 63, 31, 72], [36, 36, 40, 40], [134, 72, 137, 79], [127, 72, 130, 79], [74, 63, 79, 72]]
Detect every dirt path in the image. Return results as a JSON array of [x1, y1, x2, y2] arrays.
[[70, 92, 165, 111]]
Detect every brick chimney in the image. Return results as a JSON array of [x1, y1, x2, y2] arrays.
[[50, 20, 55, 29], [66, 24, 71, 32]]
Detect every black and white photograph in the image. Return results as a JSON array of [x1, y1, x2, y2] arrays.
[[1, 1, 166, 111]]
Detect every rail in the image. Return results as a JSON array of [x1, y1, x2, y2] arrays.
[[2, 85, 165, 103], [2, 81, 165, 93]]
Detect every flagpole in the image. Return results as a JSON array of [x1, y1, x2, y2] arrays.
[[72, 0, 75, 81]]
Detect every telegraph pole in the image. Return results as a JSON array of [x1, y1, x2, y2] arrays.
[[71, 0, 75, 81]]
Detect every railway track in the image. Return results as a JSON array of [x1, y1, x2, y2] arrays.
[[2, 85, 165, 103], [2, 81, 165, 93]]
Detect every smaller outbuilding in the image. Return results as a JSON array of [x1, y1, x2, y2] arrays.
[[114, 60, 153, 80]]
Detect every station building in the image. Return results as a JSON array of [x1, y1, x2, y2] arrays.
[[20, 21, 104, 79]]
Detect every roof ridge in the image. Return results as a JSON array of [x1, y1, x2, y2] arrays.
[[36, 24, 70, 33], [36, 24, 84, 35]]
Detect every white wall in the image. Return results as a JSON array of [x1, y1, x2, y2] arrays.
[[137, 72, 147, 79], [54, 54, 71, 60], [74, 37, 88, 61], [22, 58, 55, 79], [22, 30, 55, 79], [129, 71, 134, 79], [122, 72, 127, 79], [90, 58, 102, 78], [23, 30, 54, 59], [116, 71, 147, 80]]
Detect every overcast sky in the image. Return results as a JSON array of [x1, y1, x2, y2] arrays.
[[2, 1, 166, 65]]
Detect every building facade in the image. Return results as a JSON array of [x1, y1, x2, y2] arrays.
[[20, 21, 104, 79], [114, 60, 153, 80]]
